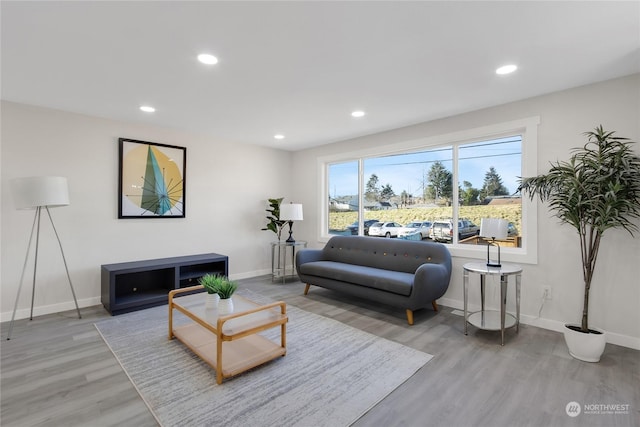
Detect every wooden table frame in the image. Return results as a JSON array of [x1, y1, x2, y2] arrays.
[[168, 285, 287, 384]]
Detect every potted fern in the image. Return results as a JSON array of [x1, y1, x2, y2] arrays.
[[518, 126, 640, 362]]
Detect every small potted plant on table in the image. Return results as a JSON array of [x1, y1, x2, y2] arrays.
[[199, 274, 221, 309], [215, 276, 238, 315]]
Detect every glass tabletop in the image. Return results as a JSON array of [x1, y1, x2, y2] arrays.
[[463, 262, 522, 275], [172, 292, 286, 336]]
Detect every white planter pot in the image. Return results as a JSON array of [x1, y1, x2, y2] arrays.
[[218, 298, 234, 315], [563, 324, 606, 362], [205, 293, 219, 309]]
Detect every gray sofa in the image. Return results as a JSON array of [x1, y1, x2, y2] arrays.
[[296, 235, 452, 325]]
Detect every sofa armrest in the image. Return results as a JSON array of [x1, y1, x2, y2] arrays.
[[295, 248, 324, 271], [412, 263, 451, 302]]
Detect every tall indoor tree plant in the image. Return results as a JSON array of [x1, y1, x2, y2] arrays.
[[518, 126, 640, 361]]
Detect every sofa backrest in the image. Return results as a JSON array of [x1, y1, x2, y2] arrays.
[[321, 235, 451, 274]]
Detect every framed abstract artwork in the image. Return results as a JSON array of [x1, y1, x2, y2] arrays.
[[118, 138, 186, 218]]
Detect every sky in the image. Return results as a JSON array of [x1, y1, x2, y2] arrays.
[[329, 136, 522, 199]]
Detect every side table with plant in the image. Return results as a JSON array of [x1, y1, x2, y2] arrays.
[[262, 197, 290, 280]]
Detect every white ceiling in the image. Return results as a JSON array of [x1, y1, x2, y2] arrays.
[[2, 1, 639, 151]]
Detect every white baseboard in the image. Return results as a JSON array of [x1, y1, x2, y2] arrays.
[[439, 297, 640, 351], [1, 296, 102, 323], [3, 284, 637, 351], [230, 269, 271, 280]]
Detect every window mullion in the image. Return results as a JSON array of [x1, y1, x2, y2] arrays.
[[358, 158, 365, 235], [452, 144, 460, 243]]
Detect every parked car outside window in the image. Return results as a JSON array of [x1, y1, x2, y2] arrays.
[[429, 219, 479, 242], [346, 219, 379, 236], [398, 221, 432, 239], [368, 222, 404, 238]]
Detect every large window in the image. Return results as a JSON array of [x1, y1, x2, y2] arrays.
[[322, 118, 539, 263]]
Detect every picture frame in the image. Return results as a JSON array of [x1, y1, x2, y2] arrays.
[[118, 138, 186, 218]]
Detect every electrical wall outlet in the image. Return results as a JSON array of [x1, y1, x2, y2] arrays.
[[543, 286, 552, 300]]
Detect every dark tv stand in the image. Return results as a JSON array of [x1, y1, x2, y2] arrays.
[[101, 253, 228, 315]]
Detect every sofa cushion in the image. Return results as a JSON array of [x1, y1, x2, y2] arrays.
[[320, 236, 447, 274], [298, 261, 413, 296]]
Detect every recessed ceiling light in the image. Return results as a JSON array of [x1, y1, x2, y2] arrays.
[[351, 110, 365, 118], [140, 106, 155, 113], [274, 134, 285, 140], [496, 64, 517, 75], [198, 54, 218, 65]]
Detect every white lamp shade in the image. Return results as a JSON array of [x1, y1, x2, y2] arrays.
[[280, 203, 303, 221], [480, 218, 508, 240], [11, 176, 70, 209]]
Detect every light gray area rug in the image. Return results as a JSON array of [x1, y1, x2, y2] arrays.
[[95, 291, 432, 427]]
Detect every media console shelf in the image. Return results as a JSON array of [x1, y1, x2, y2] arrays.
[[101, 253, 228, 315]]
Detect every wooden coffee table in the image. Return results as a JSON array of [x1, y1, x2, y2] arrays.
[[168, 285, 287, 384]]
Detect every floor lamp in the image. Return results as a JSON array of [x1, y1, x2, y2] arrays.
[[7, 176, 81, 340]]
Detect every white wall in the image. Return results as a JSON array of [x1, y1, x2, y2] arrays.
[[291, 74, 640, 349], [1, 101, 292, 320], [3, 75, 639, 349]]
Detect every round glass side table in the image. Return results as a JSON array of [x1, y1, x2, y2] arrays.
[[271, 241, 307, 283], [463, 262, 522, 345]]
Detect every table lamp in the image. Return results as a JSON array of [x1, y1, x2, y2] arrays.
[[7, 176, 81, 340], [279, 203, 303, 243], [479, 218, 509, 267]]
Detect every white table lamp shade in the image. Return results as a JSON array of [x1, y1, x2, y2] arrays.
[[11, 176, 70, 209], [280, 203, 303, 221], [480, 218, 508, 240]]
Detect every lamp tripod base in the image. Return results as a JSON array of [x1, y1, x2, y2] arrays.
[[6, 206, 81, 340]]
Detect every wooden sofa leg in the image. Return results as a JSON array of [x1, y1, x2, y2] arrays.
[[406, 309, 414, 325], [304, 284, 311, 295], [432, 300, 439, 312]]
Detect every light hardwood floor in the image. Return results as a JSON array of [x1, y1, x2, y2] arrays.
[[2, 275, 638, 426]]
